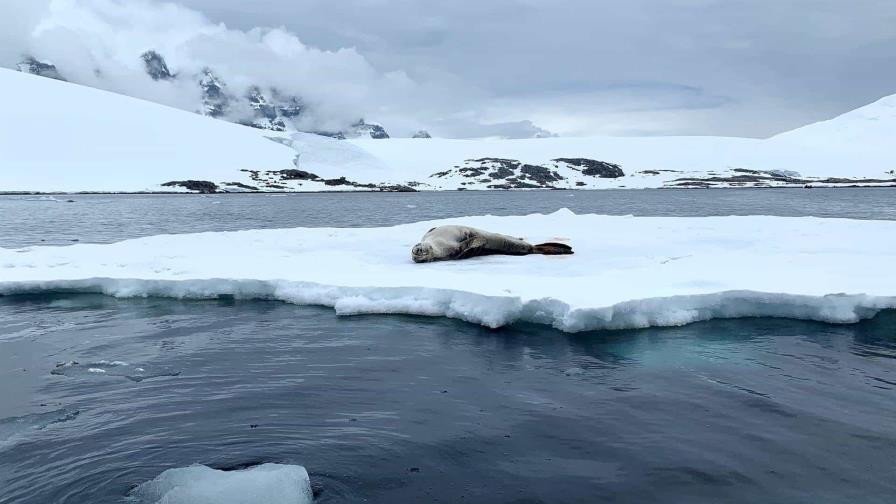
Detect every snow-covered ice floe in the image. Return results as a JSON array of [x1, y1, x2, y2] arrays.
[[2, 210, 894, 332], [128, 463, 312, 504]]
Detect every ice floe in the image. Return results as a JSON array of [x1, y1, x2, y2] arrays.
[[1, 210, 894, 332], [128, 463, 312, 504], [50, 360, 180, 382]]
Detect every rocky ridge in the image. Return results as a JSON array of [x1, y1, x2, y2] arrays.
[[16, 51, 390, 139]]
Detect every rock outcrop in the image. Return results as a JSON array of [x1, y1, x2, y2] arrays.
[[430, 157, 625, 189], [141, 50, 175, 81], [16, 57, 66, 81]]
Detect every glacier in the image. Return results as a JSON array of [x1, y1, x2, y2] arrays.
[[2, 210, 894, 332]]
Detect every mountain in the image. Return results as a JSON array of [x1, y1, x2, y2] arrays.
[[2, 68, 894, 193], [14, 50, 390, 139]]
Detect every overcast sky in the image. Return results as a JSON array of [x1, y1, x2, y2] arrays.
[[6, 0, 896, 137], [166, 0, 896, 137]]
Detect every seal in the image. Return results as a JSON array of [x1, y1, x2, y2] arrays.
[[411, 225, 573, 263]]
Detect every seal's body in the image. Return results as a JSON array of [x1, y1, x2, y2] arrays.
[[411, 225, 572, 263]]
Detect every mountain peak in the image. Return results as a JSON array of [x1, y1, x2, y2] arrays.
[[141, 50, 174, 81]]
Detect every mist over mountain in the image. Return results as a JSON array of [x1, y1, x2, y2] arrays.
[[2, 0, 553, 139]]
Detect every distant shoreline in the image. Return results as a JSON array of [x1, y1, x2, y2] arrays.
[[3, 185, 896, 196]]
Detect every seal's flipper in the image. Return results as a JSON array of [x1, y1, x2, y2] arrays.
[[454, 236, 490, 260], [533, 242, 573, 255]]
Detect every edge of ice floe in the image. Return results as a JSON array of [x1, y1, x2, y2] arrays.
[[1, 278, 894, 332]]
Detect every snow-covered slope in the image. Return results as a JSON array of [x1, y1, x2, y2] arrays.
[[2, 210, 895, 332], [2, 67, 895, 192], [0, 69, 298, 192], [773, 93, 896, 146]]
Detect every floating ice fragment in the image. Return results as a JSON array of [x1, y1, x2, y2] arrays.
[[128, 463, 312, 504], [3, 212, 896, 332], [51, 360, 179, 382]]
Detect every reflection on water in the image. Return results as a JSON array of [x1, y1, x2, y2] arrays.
[[1, 294, 894, 503]]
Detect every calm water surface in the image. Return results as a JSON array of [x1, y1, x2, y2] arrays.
[[1, 190, 895, 503], [1, 296, 894, 504], [1, 188, 895, 248]]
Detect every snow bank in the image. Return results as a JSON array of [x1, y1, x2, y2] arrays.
[[2, 211, 894, 332], [128, 464, 312, 504]]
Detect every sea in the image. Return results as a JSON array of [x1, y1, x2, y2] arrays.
[[1, 188, 894, 503]]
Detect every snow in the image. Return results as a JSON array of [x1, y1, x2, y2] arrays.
[[128, 463, 312, 504], [2, 67, 895, 192], [2, 210, 894, 332], [0, 69, 297, 193]]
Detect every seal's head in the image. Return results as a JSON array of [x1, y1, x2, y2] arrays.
[[411, 242, 435, 263]]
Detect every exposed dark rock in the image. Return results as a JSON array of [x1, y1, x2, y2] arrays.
[[490, 166, 514, 179], [412, 130, 432, 139], [141, 50, 174, 80], [488, 181, 541, 189], [275, 169, 321, 181], [351, 119, 390, 139], [732, 168, 801, 178], [323, 177, 352, 186], [161, 180, 218, 193], [520, 164, 563, 184], [310, 130, 347, 140], [246, 86, 278, 120], [16, 57, 66, 81], [640, 170, 661, 175], [223, 182, 259, 191], [667, 172, 896, 188], [199, 69, 229, 117], [553, 158, 624, 178]]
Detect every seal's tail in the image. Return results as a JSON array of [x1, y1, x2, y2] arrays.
[[533, 242, 574, 255]]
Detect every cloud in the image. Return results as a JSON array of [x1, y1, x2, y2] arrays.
[[5, 0, 896, 137], [177, 0, 896, 137], [2, 0, 444, 132]]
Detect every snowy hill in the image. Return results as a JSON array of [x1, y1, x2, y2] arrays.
[[772, 94, 896, 148], [0, 69, 293, 193], [1, 68, 894, 193]]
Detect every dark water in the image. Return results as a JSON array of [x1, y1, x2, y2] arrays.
[[1, 188, 895, 248], [2, 190, 896, 503], [1, 295, 895, 504]]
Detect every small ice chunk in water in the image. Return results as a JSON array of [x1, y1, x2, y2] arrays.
[[51, 360, 179, 382], [129, 463, 312, 504]]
